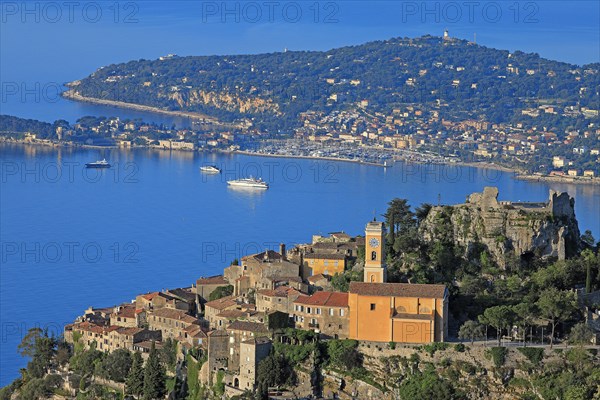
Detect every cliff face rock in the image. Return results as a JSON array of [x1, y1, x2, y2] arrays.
[[165, 89, 280, 114], [420, 187, 581, 268]]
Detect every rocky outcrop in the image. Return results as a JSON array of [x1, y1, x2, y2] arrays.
[[420, 187, 581, 268], [165, 89, 281, 115]]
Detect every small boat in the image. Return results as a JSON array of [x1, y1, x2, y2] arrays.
[[227, 177, 269, 189], [85, 159, 111, 168], [200, 165, 221, 173]]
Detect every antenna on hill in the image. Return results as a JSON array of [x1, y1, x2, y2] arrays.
[[438, 193, 441, 206]]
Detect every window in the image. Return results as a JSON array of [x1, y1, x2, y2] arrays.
[[316, 308, 321, 315], [307, 307, 311, 314], [340, 309, 345, 316], [370, 303, 376, 311], [371, 251, 377, 260], [324, 260, 328, 266], [329, 309, 334, 316]]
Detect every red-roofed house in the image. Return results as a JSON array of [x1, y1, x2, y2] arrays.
[[256, 286, 307, 314], [292, 291, 349, 339]]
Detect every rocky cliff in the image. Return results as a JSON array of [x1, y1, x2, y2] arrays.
[[420, 187, 581, 268]]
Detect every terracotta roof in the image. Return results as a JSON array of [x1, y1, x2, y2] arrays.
[[184, 325, 208, 338], [294, 291, 348, 308], [227, 320, 269, 333], [217, 309, 247, 319], [150, 308, 200, 324], [196, 275, 229, 285], [113, 305, 136, 318], [204, 295, 237, 310], [134, 340, 163, 350], [207, 329, 229, 337], [330, 232, 351, 239], [166, 288, 197, 302], [115, 327, 145, 336], [242, 250, 283, 262], [349, 282, 447, 299], [73, 321, 106, 334], [141, 292, 160, 300], [140, 292, 175, 301], [257, 286, 303, 298], [304, 253, 346, 260]]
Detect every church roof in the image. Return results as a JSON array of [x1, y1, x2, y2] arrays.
[[349, 282, 447, 299]]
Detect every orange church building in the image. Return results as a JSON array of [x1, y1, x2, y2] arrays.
[[347, 220, 449, 343], [348, 282, 448, 343]]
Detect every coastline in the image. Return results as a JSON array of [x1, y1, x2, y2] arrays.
[[514, 173, 600, 186], [231, 149, 391, 168], [61, 90, 223, 124], [3, 138, 599, 185]]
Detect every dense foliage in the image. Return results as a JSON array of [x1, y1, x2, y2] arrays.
[[73, 35, 600, 132]]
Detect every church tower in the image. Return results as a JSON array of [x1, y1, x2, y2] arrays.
[[364, 220, 387, 283]]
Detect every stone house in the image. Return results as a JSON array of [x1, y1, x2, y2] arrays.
[[226, 321, 269, 372], [292, 291, 349, 339], [147, 308, 202, 341], [256, 285, 307, 315]]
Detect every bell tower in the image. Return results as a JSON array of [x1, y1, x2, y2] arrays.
[[364, 220, 387, 283]]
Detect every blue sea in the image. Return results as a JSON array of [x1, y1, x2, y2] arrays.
[[1, 0, 599, 385]]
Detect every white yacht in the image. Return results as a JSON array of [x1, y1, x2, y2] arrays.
[[85, 159, 111, 168], [227, 177, 269, 189], [200, 165, 221, 173]]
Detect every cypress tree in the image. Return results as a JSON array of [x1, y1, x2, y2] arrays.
[[126, 351, 144, 397], [143, 342, 166, 400]]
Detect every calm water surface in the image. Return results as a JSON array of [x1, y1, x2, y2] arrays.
[[1, 143, 599, 384], [1, 0, 600, 385]]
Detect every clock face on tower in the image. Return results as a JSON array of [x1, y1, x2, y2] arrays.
[[369, 238, 380, 248]]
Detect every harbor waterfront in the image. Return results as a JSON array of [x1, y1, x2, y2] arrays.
[[1, 142, 599, 386]]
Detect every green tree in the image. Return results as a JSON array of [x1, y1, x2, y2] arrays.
[[18, 328, 57, 380], [397, 365, 456, 399], [568, 323, 593, 345], [513, 302, 538, 346], [581, 230, 595, 248], [143, 342, 166, 400], [126, 352, 145, 397], [458, 320, 485, 344], [160, 338, 178, 371], [256, 353, 294, 399], [536, 287, 577, 348], [479, 306, 515, 346], [101, 349, 132, 382], [18, 328, 44, 358], [326, 340, 362, 370], [208, 285, 234, 301]]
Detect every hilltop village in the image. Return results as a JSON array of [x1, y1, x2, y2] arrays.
[[46, 187, 600, 400], [64, 219, 448, 397]]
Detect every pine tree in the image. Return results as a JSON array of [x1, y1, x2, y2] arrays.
[[126, 351, 144, 397], [143, 342, 166, 400]]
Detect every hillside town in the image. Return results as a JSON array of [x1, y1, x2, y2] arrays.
[[63, 220, 449, 398], [4, 98, 599, 183]]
